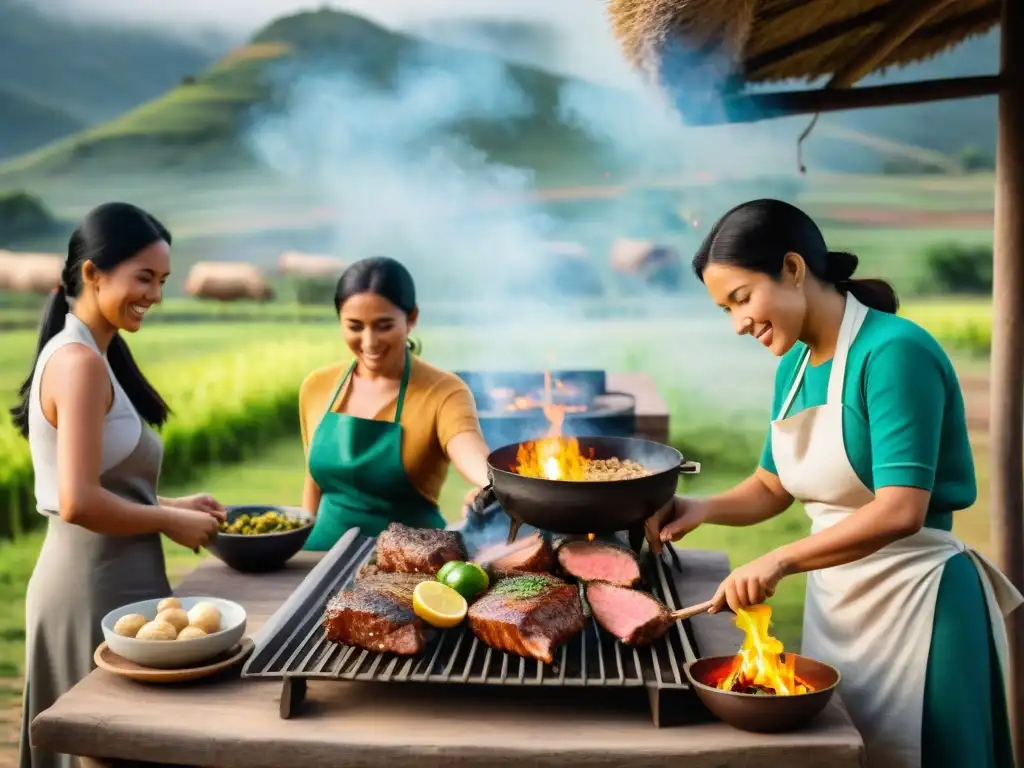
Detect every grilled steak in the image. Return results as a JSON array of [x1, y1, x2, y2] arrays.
[[376, 523, 467, 575], [557, 540, 641, 588], [476, 536, 554, 573], [468, 574, 585, 664], [586, 581, 673, 646], [323, 571, 432, 655]]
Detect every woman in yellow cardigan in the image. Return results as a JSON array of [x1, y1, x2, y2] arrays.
[[299, 256, 491, 548]]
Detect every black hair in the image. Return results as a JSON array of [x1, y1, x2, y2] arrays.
[[10, 202, 172, 439], [692, 199, 899, 314], [334, 256, 422, 353]]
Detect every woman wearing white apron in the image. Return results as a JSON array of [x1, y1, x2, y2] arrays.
[[650, 199, 1023, 768]]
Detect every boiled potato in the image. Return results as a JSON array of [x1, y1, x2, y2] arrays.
[[157, 597, 181, 613], [135, 621, 178, 641], [187, 602, 221, 635], [113, 613, 148, 638], [176, 626, 208, 641], [155, 608, 189, 634]]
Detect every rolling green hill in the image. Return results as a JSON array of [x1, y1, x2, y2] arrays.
[[0, 9, 612, 184], [0, 0, 222, 159]]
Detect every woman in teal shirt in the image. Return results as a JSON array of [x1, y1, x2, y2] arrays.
[[649, 199, 1022, 768]]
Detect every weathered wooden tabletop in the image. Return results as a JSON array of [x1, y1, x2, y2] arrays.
[[33, 549, 865, 768]]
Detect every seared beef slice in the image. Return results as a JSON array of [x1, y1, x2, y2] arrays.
[[323, 572, 432, 655], [557, 540, 641, 588], [468, 574, 585, 664], [376, 523, 467, 575], [476, 536, 554, 573], [586, 581, 674, 646]]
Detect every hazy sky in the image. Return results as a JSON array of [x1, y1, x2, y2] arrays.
[[32, 0, 633, 84]]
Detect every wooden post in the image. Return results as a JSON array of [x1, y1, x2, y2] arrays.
[[990, 0, 1024, 757]]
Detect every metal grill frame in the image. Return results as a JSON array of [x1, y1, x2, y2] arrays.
[[243, 529, 702, 724]]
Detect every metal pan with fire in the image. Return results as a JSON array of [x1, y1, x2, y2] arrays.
[[470, 392, 700, 554]]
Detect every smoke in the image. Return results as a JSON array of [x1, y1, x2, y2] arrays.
[[247, 49, 561, 308]]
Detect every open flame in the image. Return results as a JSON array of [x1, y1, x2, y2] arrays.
[[713, 605, 812, 696], [512, 371, 593, 480], [490, 377, 588, 414]]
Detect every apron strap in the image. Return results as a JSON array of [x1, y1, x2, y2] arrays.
[[324, 360, 357, 417], [826, 294, 867, 405], [779, 347, 812, 420], [393, 350, 411, 423]]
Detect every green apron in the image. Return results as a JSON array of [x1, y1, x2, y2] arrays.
[[303, 351, 444, 550]]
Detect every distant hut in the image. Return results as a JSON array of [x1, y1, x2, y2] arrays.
[[0, 251, 63, 295], [540, 241, 605, 298], [184, 261, 274, 302], [276, 251, 347, 279], [609, 239, 684, 291]]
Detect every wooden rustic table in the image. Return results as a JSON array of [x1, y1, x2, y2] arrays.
[[33, 550, 865, 768]]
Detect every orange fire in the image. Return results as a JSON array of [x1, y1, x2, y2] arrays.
[[512, 371, 593, 480], [714, 605, 812, 696]]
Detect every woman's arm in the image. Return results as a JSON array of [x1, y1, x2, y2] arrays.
[[445, 431, 490, 488], [773, 487, 928, 575], [698, 469, 793, 526], [48, 346, 212, 544]]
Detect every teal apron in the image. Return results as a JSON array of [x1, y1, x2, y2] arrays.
[[303, 351, 444, 550]]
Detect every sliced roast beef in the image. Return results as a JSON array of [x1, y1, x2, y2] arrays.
[[585, 581, 675, 646], [556, 540, 642, 588], [323, 571, 433, 655], [468, 574, 585, 664], [475, 535, 554, 573], [375, 523, 467, 575]]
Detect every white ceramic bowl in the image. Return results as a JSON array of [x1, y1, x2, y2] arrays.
[[101, 596, 247, 670]]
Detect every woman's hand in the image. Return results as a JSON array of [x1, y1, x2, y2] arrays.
[[708, 552, 788, 614], [461, 487, 482, 519], [163, 507, 222, 551], [169, 493, 226, 521], [644, 496, 706, 552]]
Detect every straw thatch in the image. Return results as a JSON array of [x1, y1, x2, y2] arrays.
[[276, 251, 348, 278], [0, 251, 63, 295], [185, 261, 274, 302], [607, 0, 999, 87]]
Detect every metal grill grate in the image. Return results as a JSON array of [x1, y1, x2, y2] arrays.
[[243, 529, 701, 723]]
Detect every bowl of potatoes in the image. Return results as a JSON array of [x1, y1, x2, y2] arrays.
[[101, 596, 247, 669]]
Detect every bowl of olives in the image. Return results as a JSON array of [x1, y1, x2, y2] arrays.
[[206, 505, 314, 573]]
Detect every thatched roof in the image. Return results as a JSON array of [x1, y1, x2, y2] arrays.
[[608, 0, 998, 87]]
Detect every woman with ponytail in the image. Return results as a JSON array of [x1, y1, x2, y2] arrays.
[[16, 202, 226, 768], [298, 256, 490, 549], [647, 199, 1021, 768]]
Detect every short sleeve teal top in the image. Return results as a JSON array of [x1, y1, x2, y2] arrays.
[[760, 307, 976, 531]]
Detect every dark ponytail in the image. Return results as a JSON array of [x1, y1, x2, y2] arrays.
[[692, 199, 899, 314], [9, 202, 172, 439]]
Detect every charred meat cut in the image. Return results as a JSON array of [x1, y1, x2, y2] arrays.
[[557, 540, 641, 588], [585, 581, 675, 646], [468, 574, 585, 664], [475, 536, 554, 573], [323, 572, 432, 655], [375, 523, 467, 575]]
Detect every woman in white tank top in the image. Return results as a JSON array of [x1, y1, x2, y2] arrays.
[[11, 203, 228, 768]]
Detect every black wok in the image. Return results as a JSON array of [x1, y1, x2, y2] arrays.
[[471, 436, 700, 536]]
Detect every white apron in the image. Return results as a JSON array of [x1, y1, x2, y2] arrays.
[[771, 294, 1024, 768]]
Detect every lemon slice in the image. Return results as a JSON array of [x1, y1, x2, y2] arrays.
[[413, 581, 468, 628]]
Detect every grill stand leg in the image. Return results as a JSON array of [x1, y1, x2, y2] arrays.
[[647, 686, 663, 728], [628, 523, 646, 557], [506, 517, 523, 544], [280, 677, 307, 719]]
